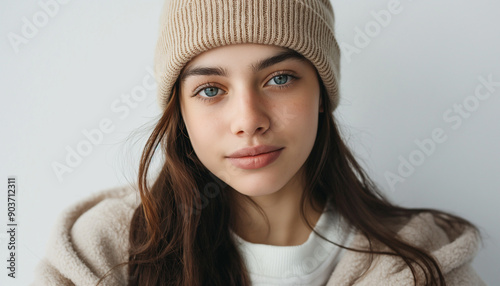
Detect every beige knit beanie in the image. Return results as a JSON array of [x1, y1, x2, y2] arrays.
[[154, 0, 341, 111]]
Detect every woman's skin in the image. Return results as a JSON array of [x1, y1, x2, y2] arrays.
[[179, 43, 324, 246]]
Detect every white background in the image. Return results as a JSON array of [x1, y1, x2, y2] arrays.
[[0, 0, 498, 285]]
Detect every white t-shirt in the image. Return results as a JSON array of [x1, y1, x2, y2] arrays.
[[231, 203, 351, 286]]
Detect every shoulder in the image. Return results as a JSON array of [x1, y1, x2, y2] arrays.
[[70, 184, 140, 241], [396, 212, 480, 257], [328, 212, 485, 286], [31, 185, 141, 286]]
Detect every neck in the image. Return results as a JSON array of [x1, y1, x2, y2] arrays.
[[232, 170, 324, 246]]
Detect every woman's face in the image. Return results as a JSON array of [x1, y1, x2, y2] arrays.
[[179, 43, 322, 197]]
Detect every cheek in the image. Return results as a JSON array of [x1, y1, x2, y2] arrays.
[[275, 97, 319, 137], [182, 108, 222, 158], [295, 108, 319, 143]]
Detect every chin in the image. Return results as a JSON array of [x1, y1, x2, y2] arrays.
[[220, 165, 301, 198], [229, 180, 285, 198]]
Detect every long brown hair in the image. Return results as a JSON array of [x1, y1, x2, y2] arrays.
[[98, 69, 477, 286]]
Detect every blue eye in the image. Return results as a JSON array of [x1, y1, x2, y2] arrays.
[[269, 74, 291, 85], [200, 86, 221, 98]]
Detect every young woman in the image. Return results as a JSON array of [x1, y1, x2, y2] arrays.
[[33, 0, 485, 285]]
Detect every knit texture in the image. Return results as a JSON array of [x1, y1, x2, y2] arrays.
[[154, 0, 341, 112]]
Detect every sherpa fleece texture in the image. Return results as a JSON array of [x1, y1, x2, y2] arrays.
[[31, 185, 485, 285]]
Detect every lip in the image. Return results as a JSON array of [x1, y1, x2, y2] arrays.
[[227, 145, 283, 158], [226, 145, 284, 170]]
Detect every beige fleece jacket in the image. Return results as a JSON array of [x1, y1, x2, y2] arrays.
[[31, 185, 485, 285]]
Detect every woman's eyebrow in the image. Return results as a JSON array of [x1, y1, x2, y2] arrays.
[[179, 50, 306, 82]]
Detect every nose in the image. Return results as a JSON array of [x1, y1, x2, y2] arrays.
[[230, 87, 270, 137]]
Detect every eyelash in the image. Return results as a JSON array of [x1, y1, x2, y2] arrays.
[[191, 71, 298, 103]]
